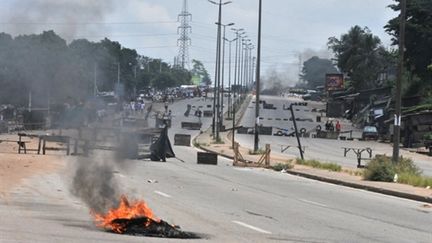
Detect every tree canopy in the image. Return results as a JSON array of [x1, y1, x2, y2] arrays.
[[300, 56, 338, 89], [328, 26, 393, 92], [385, 0, 432, 97], [190, 59, 211, 85], [0, 31, 193, 106]]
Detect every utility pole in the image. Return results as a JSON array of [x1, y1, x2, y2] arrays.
[[254, 0, 262, 152], [208, 0, 232, 141], [392, 0, 406, 163]]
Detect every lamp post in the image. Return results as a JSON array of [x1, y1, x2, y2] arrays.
[[114, 62, 121, 98], [254, 0, 262, 152], [241, 39, 250, 99], [248, 45, 255, 90], [208, 0, 232, 141], [231, 28, 244, 148], [93, 63, 98, 96], [129, 62, 138, 97], [224, 37, 237, 119], [219, 22, 234, 130]]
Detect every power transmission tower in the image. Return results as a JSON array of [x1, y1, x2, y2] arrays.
[[177, 0, 192, 69]]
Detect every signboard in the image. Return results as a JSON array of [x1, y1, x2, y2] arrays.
[[325, 74, 344, 91]]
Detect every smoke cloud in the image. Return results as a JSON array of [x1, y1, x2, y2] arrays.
[[70, 153, 121, 214], [300, 48, 332, 62], [261, 47, 333, 91], [2, 0, 115, 40]]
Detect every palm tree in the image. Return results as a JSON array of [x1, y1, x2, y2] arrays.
[[328, 26, 388, 91]]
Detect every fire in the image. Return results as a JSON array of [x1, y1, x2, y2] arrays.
[[92, 195, 160, 233]]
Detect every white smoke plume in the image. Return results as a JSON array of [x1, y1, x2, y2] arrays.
[[1, 0, 115, 40]]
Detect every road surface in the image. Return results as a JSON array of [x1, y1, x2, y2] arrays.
[[1, 97, 431, 242]]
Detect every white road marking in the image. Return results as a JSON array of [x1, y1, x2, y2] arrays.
[[154, 190, 172, 198], [232, 220, 272, 234], [299, 199, 327, 207]]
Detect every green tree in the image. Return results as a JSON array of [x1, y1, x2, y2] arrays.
[[151, 72, 176, 89], [191, 59, 211, 85], [385, 0, 432, 96], [300, 56, 338, 89], [328, 26, 391, 91]]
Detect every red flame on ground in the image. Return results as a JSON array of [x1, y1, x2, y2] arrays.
[[92, 195, 160, 233]]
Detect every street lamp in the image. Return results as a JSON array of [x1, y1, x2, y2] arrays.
[[231, 28, 245, 148], [218, 22, 234, 130], [208, 0, 232, 141], [223, 37, 237, 119], [129, 62, 138, 97], [241, 39, 250, 99]]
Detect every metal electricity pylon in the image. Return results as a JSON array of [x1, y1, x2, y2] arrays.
[[177, 0, 192, 69]]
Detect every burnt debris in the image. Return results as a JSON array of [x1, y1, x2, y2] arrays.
[[110, 217, 201, 239]]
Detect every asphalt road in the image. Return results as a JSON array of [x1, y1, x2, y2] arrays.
[[236, 95, 432, 176], [1, 97, 432, 242]]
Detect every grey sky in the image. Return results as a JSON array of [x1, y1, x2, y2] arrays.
[[0, 0, 398, 86]]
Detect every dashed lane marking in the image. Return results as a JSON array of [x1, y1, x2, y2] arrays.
[[298, 198, 327, 207], [232, 220, 272, 234], [154, 190, 172, 198]]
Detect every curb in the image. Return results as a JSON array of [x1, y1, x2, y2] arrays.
[[285, 170, 432, 204], [197, 143, 432, 204]]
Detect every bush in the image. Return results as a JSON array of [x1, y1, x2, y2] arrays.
[[394, 157, 421, 176], [364, 156, 431, 187], [271, 163, 293, 171], [364, 156, 395, 182]]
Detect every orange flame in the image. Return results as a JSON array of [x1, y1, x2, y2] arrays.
[[92, 195, 160, 233]]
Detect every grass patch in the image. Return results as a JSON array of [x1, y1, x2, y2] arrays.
[[343, 169, 364, 177], [296, 159, 342, 172], [271, 162, 293, 171], [398, 173, 432, 187], [364, 155, 432, 187]]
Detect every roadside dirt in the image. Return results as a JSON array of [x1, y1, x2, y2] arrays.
[[0, 134, 64, 198]]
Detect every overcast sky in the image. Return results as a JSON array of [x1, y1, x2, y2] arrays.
[[0, 0, 398, 86]]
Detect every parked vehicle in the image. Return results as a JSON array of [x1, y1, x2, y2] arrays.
[[362, 126, 379, 140]]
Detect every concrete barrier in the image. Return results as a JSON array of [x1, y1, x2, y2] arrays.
[[317, 130, 339, 139], [197, 152, 218, 165], [181, 122, 202, 130], [174, 134, 191, 146], [203, 110, 213, 117]]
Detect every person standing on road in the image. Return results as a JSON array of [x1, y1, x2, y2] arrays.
[[164, 101, 169, 113], [336, 120, 341, 132]]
